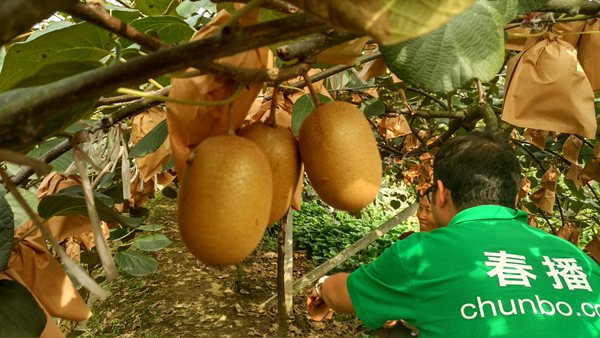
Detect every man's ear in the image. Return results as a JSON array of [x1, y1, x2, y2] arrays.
[[435, 179, 450, 207]]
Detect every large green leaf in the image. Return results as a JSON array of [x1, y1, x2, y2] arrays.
[[114, 250, 158, 276], [129, 119, 168, 158], [0, 280, 46, 337], [38, 187, 142, 228], [136, 0, 177, 16], [105, 4, 142, 23], [131, 234, 172, 251], [381, 1, 504, 93], [0, 22, 114, 91], [176, 0, 212, 18], [517, 0, 549, 13], [0, 189, 14, 271], [286, 0, 475, 46], [291, 94, 333, 136], [130, 16, 195, 45], [5, 187, 38, 228]]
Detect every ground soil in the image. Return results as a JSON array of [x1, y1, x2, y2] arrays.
[[71, 196, 376, 338]]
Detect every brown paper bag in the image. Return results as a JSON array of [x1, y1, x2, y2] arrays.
[[581, 143, 600, 184], [530, 166, 558, 213], [553, 21, 586, 47], [578, 18, 600, 91], [523, 129, 549, 149], [131, 107, 171, 182], [557, 222, 580, 245], [316, 36, 370, 65], [565, 163, 584, 190], [503, 34, 596, 138], [562, 134, 583, 164], [379, 115, 411, 139], [505, 27, 540, 51], [7, 222, 92, 322], [166, 10, 269, 178]]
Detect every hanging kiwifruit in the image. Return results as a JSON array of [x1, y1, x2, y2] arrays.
[[178, 135, 273, 265], [299, 101, 382, 212], [239, 123, 301, 225]]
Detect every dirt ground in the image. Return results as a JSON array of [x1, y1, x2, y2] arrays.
[[71, 196, 376, 338]]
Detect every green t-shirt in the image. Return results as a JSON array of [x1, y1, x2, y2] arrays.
[[347, 205, 600, 337]]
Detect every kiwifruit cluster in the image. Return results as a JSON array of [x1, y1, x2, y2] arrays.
[[178, 101, 381, 265]]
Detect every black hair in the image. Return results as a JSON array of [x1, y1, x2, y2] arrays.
[[433, 131, 521, 210]]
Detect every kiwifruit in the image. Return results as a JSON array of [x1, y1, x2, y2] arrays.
[[178, 135, 273, 265], [239, 123, 301, 225], [299, 101, 382, 212]]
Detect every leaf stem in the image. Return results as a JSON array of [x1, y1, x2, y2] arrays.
[[269, 83, 280, 127], [302, 71, 321, 107]]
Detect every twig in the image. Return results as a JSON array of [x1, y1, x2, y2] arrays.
[[212, 0, 297, 14], [575, 135, 595, 148], [117, 84, 243, 106], [115, 0, 133, 9], [66, 3, 169, 51], [197, 62, 311, 83], [404, 86, 448, 111], [538, 209, 558, 235], [537, 1, 600, 15], [277, 30, 360, 61], [95, 94, 141, 107], [269, 84, 280, 127], [302, 72, 321, 106], [512, 140, 566, 227]]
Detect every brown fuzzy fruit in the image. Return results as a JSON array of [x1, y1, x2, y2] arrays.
[[239, 123, 301, 225], [299, 101, 382, 212], [178, 135, 273, 265]]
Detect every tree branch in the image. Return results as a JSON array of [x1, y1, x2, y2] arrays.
[[196, 62, 312, 83], [537, 0, 600, 15], [0, 0, 79, 45], [11, 87, 170, 187], [211, 0, 299, 14], [277, 30, 360, 61], [66, 3, 169, 51], [0, 13, 330, 151]]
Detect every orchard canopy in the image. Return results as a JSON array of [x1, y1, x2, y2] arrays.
[[0, 0, 599, 335]]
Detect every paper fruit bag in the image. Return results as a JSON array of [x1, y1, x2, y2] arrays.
[[502, 34, 596, 138], [578, 18, 600, 91]]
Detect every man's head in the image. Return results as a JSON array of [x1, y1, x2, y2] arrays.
[[430, 132, 521, 226]]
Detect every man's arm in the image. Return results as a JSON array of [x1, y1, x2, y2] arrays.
[[318, 272, 355, 313]]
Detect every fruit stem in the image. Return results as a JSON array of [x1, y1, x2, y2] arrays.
[[269, 83, 280, 128], [302, 71, 322, 107]]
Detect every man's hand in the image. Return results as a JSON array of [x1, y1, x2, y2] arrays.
[[307, 288, 334, 321]]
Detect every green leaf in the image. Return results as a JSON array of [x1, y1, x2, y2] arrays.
[[131, 234, 171, 251], [5, 187, 38, 228], [38, 187, 142, 228], [381, 1, 505, 93], [130, 16, 195, 45], [291, 94, 333, 136], [176, 0, 203, 18], [129, 119, 168, 158], [288, 0, 475, 46], [0, 46, 6, 73], [136, 0, 177, 16], [0, 280, 46, 337], [0, 189, 14, 270], [137, 224, 165, 231], [27, 21, 73, 41], [0, 22, 114, 91], [516, 0, 549, 14], [115, 250, 158, 276], [363, 98, 386, 117], [106, 4, 142, 23], [487, 0, 520, 23]]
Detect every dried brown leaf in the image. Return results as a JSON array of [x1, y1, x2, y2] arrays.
[[565, 163, 584, 190], [586, 233, 600, 263], [523, 129, 549, 149], [316, 36, 369, 65]]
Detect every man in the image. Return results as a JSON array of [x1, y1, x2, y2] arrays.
[[308, 132, 600, 337]]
